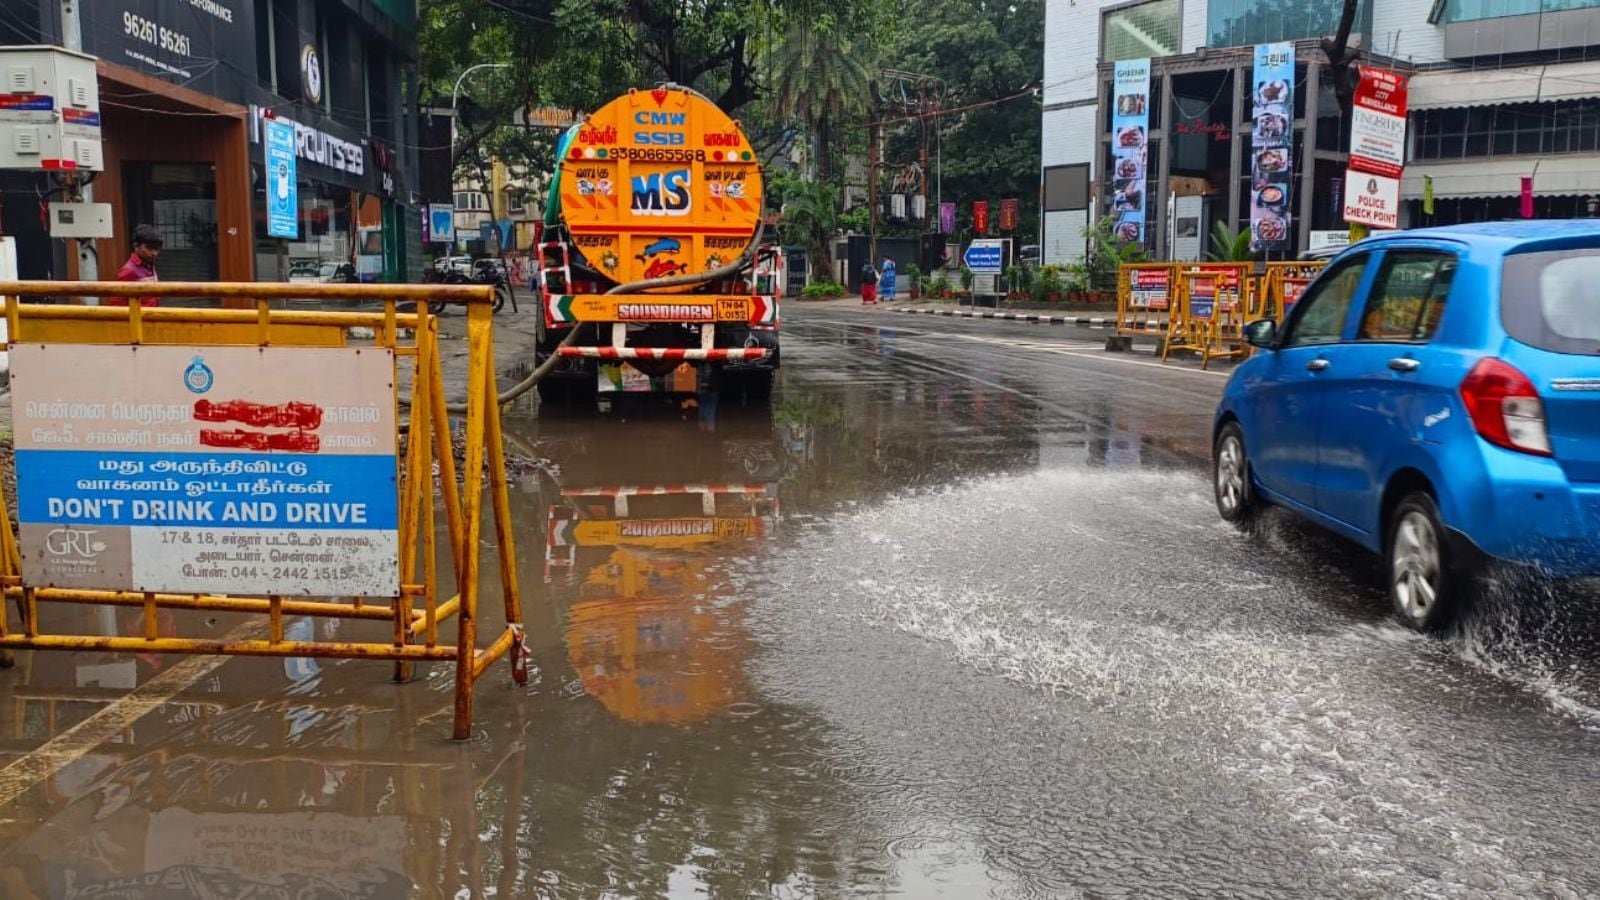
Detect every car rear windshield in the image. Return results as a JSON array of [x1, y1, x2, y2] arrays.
[[1501, 249, 1600, 354]]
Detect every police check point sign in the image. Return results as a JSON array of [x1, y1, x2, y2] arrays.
[[963, 240, 1004, 275]]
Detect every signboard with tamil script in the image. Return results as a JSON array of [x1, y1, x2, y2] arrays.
[[11, 345, 399, 597]]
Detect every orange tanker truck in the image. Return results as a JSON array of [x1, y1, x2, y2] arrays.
[[534, 86, 782, 406]]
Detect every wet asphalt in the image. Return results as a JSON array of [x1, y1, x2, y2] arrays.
[[1, 300, 1598, 899]]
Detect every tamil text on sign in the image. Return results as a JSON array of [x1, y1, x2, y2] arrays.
[[12, 345, 400, 597]]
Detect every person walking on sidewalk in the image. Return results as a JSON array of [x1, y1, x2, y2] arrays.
[[877, 258, 897, 302], [861, 260, 879, 304], [109, 224, 162, 308]]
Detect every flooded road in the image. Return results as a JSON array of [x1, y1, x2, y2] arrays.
[[2, 303, 1599, 898]]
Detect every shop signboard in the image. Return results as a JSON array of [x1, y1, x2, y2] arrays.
[[84, 1, 255, 96], [11, 345, 400, 597], [1349, 67, 1408, 180], [264, 117, 298, 239], [1250, 42, 1294, 253], [1110, 58, 1150, 245], [1343, 173, 1400, 229], [428, 204, 455, 243]]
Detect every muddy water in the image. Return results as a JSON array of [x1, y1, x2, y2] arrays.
[[0, 316, 1597, 898]]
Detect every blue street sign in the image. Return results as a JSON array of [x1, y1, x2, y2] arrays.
[[963, 240, 1004, 274], [264, 118, 298, 239]]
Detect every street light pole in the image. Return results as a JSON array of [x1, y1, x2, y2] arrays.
[[450, 63, 512, 152]]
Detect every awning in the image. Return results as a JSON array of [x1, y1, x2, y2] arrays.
[[1410, 61, 1600, 110], [1401, 155, 1600, 199]]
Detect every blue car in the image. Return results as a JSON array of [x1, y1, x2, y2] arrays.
[[1214, 221, 1600, 630]]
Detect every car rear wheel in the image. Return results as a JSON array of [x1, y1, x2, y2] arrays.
[[1213, 423, 1257, 527], [1387, 493, 1462, 631]]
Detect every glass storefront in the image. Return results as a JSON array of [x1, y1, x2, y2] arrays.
[[252, 172, 359, 284], [1207, 0, 1370, 49], [1436, 0, 1600, 23]]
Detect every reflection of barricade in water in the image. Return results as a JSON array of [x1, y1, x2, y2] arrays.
[[0, 280, 525, 739], [548, 483, 775, 725]]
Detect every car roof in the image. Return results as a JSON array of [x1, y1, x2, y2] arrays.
[[1358, 219, 1600, 252]]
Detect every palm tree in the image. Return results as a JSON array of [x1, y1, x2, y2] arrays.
[[770, 22, 873, 179], [778, 180, 839, 279]]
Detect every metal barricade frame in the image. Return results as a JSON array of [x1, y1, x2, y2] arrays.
[[0, 280, 523, 740], [1117, 263, 1178, 338], [1261, 261, 1327, 323]]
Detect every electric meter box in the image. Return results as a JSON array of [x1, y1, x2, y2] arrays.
[[0, 46, 102, 172]]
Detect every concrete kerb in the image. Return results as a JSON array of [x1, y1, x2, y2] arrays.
[[888, 306, 1169, 332]]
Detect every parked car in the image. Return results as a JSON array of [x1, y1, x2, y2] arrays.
[[1019, 244, 1042, 267], [318, 262, 357, 283], [433, 256, 473, 277], [287, 260, 321, 283], [1213, 220, 1600, 630]]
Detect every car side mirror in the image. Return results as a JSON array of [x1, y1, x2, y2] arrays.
[[1244, 318, 1278, 348]]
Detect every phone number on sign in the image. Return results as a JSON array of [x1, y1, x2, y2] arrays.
[[123, 13, 192, 56]]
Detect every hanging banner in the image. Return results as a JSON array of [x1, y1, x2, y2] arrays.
[[264, 118, 298, 239], [1250, 42, 1294, 252], [1111, 58, 1151, 245], [973, 200, 990, 235], [1521, 176, 1534, 218], [939, 202, 956, 234], [1349, 67, 1408, 179], [999, 198, 1019, 232]]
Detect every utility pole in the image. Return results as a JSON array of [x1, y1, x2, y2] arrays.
[[868, 120, 880, 265], [60, 0, 97, 292]]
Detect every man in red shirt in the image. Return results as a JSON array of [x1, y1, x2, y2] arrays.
[[109, 224, 162, 307]]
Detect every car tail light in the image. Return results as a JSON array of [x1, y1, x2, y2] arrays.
[[1459, 358, 1552, 456]]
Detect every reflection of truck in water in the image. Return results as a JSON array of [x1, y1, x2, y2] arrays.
[[540, 413, 782, 724], [533, 86, 782, 406]]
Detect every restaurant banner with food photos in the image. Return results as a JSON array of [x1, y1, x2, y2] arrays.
[[1111, 58, 1150, 245], [1250, 42, 1294, 253]]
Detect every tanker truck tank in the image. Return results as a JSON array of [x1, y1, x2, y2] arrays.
[[531, 86, 783, 407]]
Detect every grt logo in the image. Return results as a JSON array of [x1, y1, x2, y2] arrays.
[[44, 527, 106, 559]]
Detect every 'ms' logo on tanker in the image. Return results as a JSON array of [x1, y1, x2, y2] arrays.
[[631, 169, 692, 217]]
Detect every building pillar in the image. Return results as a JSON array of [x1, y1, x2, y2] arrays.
[[1229, 65, 1245, 232], [1156, 68, 1173, 260], [1298, 62, 1321, 255]]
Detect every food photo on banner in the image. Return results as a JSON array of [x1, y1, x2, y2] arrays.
[[1111, 58, 1151, 245], [1250, 42, 1294, 253]]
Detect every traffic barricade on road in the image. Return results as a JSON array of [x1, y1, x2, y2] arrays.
[[0, 280, 524, 740], [1261, 261, 1326, 321], [1116, 263, 1179, 339], [1161, 263, 1250, 368]]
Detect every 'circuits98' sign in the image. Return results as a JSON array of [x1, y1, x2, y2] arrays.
[[11, 345, 400, 597]]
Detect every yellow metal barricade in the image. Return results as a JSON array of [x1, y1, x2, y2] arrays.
[[1261, 261, 1326, 321], [1117, 263, 1179, 338], [1162, 264, 1251, 369], [0, 280, 523, 740]]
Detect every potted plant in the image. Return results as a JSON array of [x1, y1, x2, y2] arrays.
[[1064, 262, 1090, 303], [1083, 215, 1150, 303], [1033, 265, 1064, 304], [906, 262, 923, 299]]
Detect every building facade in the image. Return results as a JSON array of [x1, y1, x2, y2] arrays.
[[0, 0, 422, 283], [1042, 0, 1600, 263]]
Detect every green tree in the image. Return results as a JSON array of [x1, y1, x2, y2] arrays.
[[770, 18, 875, 180], [881, 0, 1042, 242], [773, 174, 839, 279]]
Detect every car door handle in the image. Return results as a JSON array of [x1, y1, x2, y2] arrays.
[[1306, 359, 1331, 372], [1388, 358, 1421, 372]]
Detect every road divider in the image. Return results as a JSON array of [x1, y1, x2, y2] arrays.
[[890, 308, 1168, 330]]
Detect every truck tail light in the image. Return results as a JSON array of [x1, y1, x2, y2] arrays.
[[1459, 357, 1551, 456]]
